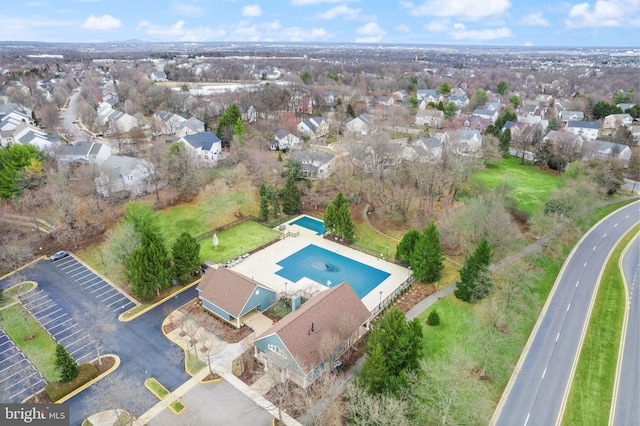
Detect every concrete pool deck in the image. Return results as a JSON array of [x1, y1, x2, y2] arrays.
[[230, 219, 408, 312]]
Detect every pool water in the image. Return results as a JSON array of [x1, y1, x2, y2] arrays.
[[276, 244, 390, 299], [289, 216, 326, 235]]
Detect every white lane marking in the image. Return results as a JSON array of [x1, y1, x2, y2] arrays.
[[556, 333, 560, 342], [593, 246, 597, 251], [625, 215, 630, 218], [524, 412, 530, 426], [576, 281, 580, 287], [542, 368, 547, 379], [603, 233, 607, 238], [567, 304, 571, 311]]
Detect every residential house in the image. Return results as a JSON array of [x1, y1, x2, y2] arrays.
[[271, 130, 301, 151], [542, 130, 585, 162], [603, 113, 633, 129], [346, 113, 375, 135], [297, 116, 329, 139], [559, 110, 584, 122], [96, 155, 154, 197], [0, 122, 58, 151], [484, 99, 502, 111], [393, 90, 408, 103], [472, 109, 499, 123], [502, 121, 532, 140], [179, 131, 222, 166], [291, 149, 335, 178], [415, 109, 444, 128], [0, 109, 33, 131], [444, 129, 482, 156], [463, 115, 492, 132], [449, 94, 469, 108], [239, 104, 258, 123], [617, 103, 636, 112], [97, 102, 138, 134], [252, 283, 370, 388], [400, 137, 443, 163], [150, 71, 167, 82], [58, 141, 111, 165], [582, 140, 632, 165], [197, 266, 277, 328], [416, 89, 442, 104], [536, 94, 553, 106], [153, 111, 204, 138], [566, 121, 600, 141]]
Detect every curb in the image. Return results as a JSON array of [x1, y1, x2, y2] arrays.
[[56, 354, 121, 404], [0, 255, 47, 282], [119, 278, 201, 322]]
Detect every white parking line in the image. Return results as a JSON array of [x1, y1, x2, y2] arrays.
[[69, 341, 93, 356], [48, 318, 72, 331], [35, 308, 62, 321], [85, 280, 105, 290], [70, 268, 90, 278], [107, 298, 129, 308], [42, 313, 68, 327], [28, 300, 57, 314], [79, 276, 101, 286], [99, 292, 121, 303], [73, 271, 94, 281], [64, 265, 84, 275], [58, 329, 84, 343], [90, 284, 108, 294], [94, 288, 116, 299]]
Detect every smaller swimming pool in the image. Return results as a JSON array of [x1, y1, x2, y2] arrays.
[[289, 216, 326, 235]]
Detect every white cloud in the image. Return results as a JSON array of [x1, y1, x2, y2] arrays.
[[565, 0, 640, 28], [448, 26, 513, 40], [172, 3, 205, 17], [292, 0, 345, 4], [424, 19, 450, 32], [82, 15, 122, 31], [136, 20, 226, 41], [355, 22, 386, 43], [404, 0, 511, 20], [317, 5, 361, 20], [453, 22, 465, 30], [521, 12, 550, 27], [242, 4, 262, 17], [396, 24, 411, 32], [227, 20, 332, 42], [524, 41, 535, 46]]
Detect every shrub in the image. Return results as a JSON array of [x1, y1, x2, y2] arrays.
[[427, 310, 440, 326], [55, 344, 79, 382], [46, 363, 99, 401]]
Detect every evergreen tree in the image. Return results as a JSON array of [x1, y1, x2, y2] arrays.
[[233, 117, 245, 136], [427, 310, 440, 325], [0, 144, 43, 199], [269, 187, 280, 217], [454, 238, 493, 303], [126, 227, 171, 301], [55, 344, 78, 382], [216, 104, 241, 146], [346, 104, 356, 118], [282, 173, 301, 215], [259, 181, 268, 197], [259, 195, 270, 222], [497, 81, 509, 95], [171, 232, 201, 284], [323, 192, 355, 241], [123, 201, 160, 235], [499, 128, 512, 158], [410, 222, 445, 283], [358, 307, 424, 395], [396, 229, 421, 262]]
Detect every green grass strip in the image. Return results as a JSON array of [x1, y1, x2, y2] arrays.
[[0, 304, 59, 381], [199, 221, 280, 264], [562, 224, 640, 426], [186, 352, 206, 376], [145, 378, 170, 399], [169, 399, 186, 414]]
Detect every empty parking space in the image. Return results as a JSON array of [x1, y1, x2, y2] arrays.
[[20, 290, 96, 364], [0, 327, 46, 403], [52, 257, 136, 314]]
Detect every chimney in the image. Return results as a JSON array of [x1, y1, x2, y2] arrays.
[[311, 321, 315, 332]]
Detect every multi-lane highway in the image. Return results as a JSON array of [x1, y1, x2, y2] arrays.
[[611, 233, 640, 426], [492, 201, 640, 426]]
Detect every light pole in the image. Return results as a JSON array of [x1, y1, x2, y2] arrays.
[[284, 282, 288, 297], [386, 247, 389, 258], [240, 245, 243, 257], [379, 290, 383, 308], [408, 266, 412, 279]]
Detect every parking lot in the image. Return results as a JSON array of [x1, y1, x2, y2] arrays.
[[19, 289, 96, 364], [0, 328, 46, 403], [51, 256, 136, 314]]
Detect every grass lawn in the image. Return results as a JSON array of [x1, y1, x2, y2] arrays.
[[0, 304, 59, 381], [185, 351, 206, 375], [169, 399, 186, 414], [200, 221, 280, 264], [562, 224, 639, 426], [0, 281, 36, 309], [145, 378, 169, 399], [469, 156, 561, 214], [265, 299, 292, 319], [353, 223, 399, 258]]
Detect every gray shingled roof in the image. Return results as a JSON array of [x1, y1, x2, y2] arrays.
[[182, 132, 221, 151]]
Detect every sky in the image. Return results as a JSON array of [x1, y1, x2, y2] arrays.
[[1, 0, 639, 47]]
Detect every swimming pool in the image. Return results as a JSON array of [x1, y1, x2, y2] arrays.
[[289, 216, 326, 235], [275, 244, 390, 299]]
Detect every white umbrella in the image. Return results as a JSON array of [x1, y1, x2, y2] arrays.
[[213, 233, 219, 249]]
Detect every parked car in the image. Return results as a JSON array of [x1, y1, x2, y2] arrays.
[[50, 250, 69, 262]]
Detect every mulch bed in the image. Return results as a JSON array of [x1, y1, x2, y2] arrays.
[[176, 299, 253, 343], [25, 355, 116, 404], [393, 282, 436, 313], [202, 371, 221, 382]]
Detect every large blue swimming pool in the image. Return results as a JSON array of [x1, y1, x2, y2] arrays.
[[289, 216, 326, 235], [276, 244, 390, 299]]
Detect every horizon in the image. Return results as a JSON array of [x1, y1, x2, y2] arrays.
[[1, 1, 639, 48]]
